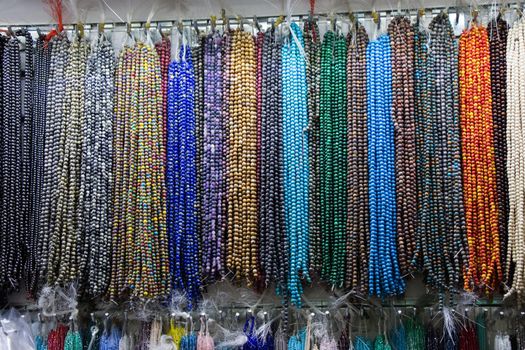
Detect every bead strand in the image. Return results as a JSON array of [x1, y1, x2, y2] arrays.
[[345, 24, 369, 292], [282, 22, 310, 306], [47, 36, 89, 286], [488, 16, 509, 275], [367, 34, 405, 297], [202, 30, 227, 281], [258, 29, 286, 289], [226, 30, 259, 284], [303, 19, 322, 275], [388, 16, 417, 277], [460, 24, 502, 294], [28, 34, 51, 296], [39, 34, 70, 281], [167, 43, 201, 306], [79, 33, 115, 296], [505, 17, 525, 302]]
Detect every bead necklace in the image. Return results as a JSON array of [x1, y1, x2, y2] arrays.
[[225, 29, 259, 284], [319, 30, 348, 287], [388, 16, 417, 277], [0, 33, 31, 291], [282, 22, 310, 306], [258, 29, 287, 290], [110, 43, 169, 299], [345, 23, 369, 292], [79, 33, 115, 296], [39, 33, 70, 281], [202, 30, 227, 281], [28, 35, 51, 296], [303, 19, 321, 275], [459, 24, 502, 293], [505, 17, 525, 301], [167, 43, 201, 306], [488, 16, 509, 275], [46, 36, 89, 286], [48, 324, 68, 350], [421, 13, 468, 294], [367, 34, 405, 297]]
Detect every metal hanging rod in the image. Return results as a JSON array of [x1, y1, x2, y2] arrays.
[[0, 2, 523, 31]]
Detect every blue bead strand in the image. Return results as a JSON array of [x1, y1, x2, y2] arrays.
[[282, 22, 310, 307], [167, 45, 201, 307], [366, 34, 405, 297]]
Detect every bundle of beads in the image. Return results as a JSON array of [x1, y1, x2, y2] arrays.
[[64, 329, 83, 350], [202, 30, 227, 281], [303, 18, 322, 275], [388, 16, 417, 277], [0, 34, 26, 291], [28, 34, 51, 296], [225, 30, 259, 284], [48, 324, 69, 350], [459, 24, 502, 293], [423, 13, 468, 293], [505, 17, 525, 301], [39, 33, 70, 280], [110, 43, 169, 299], [345, 23, 370, 292], [46, 36, 89, 286], [319, 30, 348, 287], [488, 16, 509, 272], [282, 22, 310, 306], [258, 29, 287, 290], [367, 34, 405, 297], [167, 43, 201, 305], [79, 33, 115, 296], [0, 35, 7, 297]]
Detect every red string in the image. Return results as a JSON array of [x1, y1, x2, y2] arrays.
[[310, 0, 316, 15], [44, 0, 64, 43]]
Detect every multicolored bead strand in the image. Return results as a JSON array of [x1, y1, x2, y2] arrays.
[[155, 35, 171, 144], [345, 23, 369, 292], [39, 33, 70, 281], [167, 44, 201, 306], [225, 30, 259, 284], [47, 36, 89, 286], [459, 24, 502, 293], [319, 30, 348, 287], [367, 34, 405, 297], [79, 33, 115, 296], [488, 16, 509, 274], [303, 19, 322, 275], [202, 30, 227, 281], [110, 43, 169, 299], [282, 22, 310, 306], [258, 29, 287, 289], [388, 16, 417, 277], [505, 17, 525, 301]]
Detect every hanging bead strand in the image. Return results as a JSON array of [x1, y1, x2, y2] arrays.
[[460, 24, 502, 294], [367, 34, 405, 297], [345, 23, 369, 292], [388, 16, 417, 277], [282, 22, 310, 305], [79, 33, 115, 296], [167, 43, 201, 306]]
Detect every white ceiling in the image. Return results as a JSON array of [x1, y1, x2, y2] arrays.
[[0, 0, 471, 25]]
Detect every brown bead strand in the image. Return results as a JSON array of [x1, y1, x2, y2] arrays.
[[488, 17, 509, 276], [345, 24, 369, 292], [388, 16, 417, 277], [226, 30, 259, 285]]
